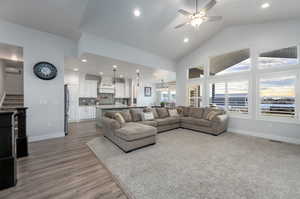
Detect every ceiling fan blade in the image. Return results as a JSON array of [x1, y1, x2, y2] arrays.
[[205, 16, 222, 22], [174, 22, 188, 29], [201, 0, 217, 12], [178, 9, 192, 16]]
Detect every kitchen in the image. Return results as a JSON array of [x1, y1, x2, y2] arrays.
[[64, 53, 176, 123]]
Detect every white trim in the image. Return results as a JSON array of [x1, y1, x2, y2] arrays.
[[29, 132, 65, 142], [0, 92, 6, 107], [229, 128, 300, 145]]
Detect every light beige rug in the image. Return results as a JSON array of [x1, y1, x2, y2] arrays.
[[87, 129, 300, 199]]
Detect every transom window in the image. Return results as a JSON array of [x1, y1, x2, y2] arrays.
[[210, 49, 251, 76], [188, 66, 204, 79], [258, 46, 299, 69]]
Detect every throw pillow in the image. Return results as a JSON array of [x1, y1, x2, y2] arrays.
[[144, 108, 159, 118], [156, 108, 169, 118], [130, 109, 143, 122], [114, 112, 126, 124], [206, 111, 222, 121], [142, 112, 154, 121], [168, 109, 179, 117], [121, 110, 132, 122]]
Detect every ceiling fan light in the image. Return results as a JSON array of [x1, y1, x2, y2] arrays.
[[191, 18, 204, 27]]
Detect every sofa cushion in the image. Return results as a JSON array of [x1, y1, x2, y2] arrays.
[[137, 120, 158, 127], [120, 110, 132, 122], [181, 117, 212, 127], [156, 108, 169, 118], [156, 117, 180, 126], [104, 111, 116, 119], [130, 109, 143, 122], [144, 108, 159, 118], [189, 108, 204, 119], [178, 106, 190, 117], [115, 123, 157, 141]]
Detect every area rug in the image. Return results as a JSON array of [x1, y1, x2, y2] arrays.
[[87, 129, 300, 199]]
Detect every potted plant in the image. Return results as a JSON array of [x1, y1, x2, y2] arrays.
[[160, 102, 165, 107]]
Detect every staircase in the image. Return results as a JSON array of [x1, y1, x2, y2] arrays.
[[2, 94, 24, 108]]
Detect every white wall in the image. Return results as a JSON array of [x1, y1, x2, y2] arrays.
[[0, 19, 77, 142], [176, 20, 300, 144], [5, 72, 23, 95], [0, 60, 5, 102], [136, 82, 157, 107], [79, 33, 175, 72]]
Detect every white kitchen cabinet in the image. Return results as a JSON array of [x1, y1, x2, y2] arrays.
[[79, 106, 96, 120], [114, 79, 131, 98], [124, 79, 130, 98], [115, 82, 125, 98]]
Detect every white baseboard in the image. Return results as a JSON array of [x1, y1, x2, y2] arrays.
[[228, 128, 300, 145], [29, 132, 65, 142]]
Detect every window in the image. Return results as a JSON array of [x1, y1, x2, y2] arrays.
[[258, 46, 298, 69], [188, 85, 202, 107], [188, 66, 204, 79], [259, 75, 296, 118], [210, 49, 251, 76], [209, 81, 249, 114], [227, 81, 249, 114], [161, 91, 169, 102], [209, 83, 225, 108]]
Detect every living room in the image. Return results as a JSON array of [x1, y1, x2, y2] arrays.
[[0, 0, 300, 199]]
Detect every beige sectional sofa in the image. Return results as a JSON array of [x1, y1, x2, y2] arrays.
[[101, 107, 228, 152]]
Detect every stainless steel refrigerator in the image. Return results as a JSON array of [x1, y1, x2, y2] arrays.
[[64, 84, 70, 135]]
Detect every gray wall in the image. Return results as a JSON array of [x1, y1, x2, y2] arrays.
[[0, 19, 76, 141]]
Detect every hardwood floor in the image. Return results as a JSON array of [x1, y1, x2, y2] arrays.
[[0, 121, 128, 199]]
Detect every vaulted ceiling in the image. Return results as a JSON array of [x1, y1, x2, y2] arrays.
[[0, 0, 300, 61]]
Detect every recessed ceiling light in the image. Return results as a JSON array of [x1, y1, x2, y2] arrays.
[[184, 38, 189, 43], [133, 9, 141, 17], [11, 55, 18, 61], [261, 3, 270, 9], [113, 65, 118, 69], [81, 59, 87, 63], [73, 68, 79, 72]]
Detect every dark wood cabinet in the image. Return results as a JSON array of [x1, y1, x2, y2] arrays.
[[16, 108, 28, 158], [0, 111, 17, 190]]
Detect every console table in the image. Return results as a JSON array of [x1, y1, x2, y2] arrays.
[[0, 111, 17, 190]]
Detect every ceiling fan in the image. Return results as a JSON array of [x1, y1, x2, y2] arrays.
[[175, 0, 222, 29]]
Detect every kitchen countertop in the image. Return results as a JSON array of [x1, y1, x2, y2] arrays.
[[96, 105, 147, 110]]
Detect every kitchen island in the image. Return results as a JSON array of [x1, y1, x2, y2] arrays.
[[95, 105, 147, 127]]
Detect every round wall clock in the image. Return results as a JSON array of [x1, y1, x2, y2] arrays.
[[33, 62, 57, 80]]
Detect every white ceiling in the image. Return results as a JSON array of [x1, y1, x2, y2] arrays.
[[0, 0, 300, 61], [65, 53, 176, 83]]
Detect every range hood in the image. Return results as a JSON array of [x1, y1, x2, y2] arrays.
[[99, 76, 114, 94]]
